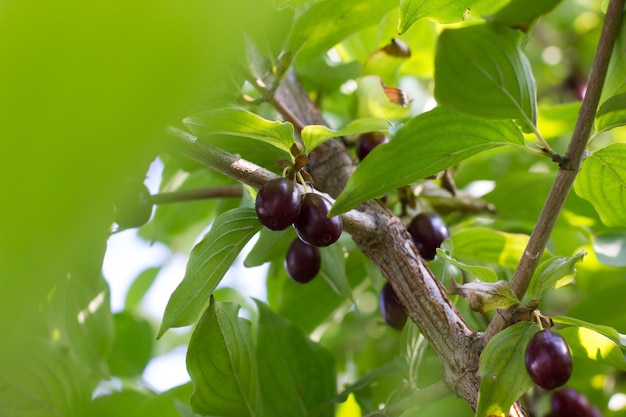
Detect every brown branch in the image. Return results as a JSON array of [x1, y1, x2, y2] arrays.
[[485, 0, 626, 341], [149, 185, 243, 205]]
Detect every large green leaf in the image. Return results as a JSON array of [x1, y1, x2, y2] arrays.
[[302, 118, 390, 153], [330, 107, 525, 215], [476, 321, 538, 417], [187, 298, 261, 417], [527, 251, 586, 301], [183, 107, 295, 154], [574, 143, 626, 228], [596, 92, 626, 133], [255, 301, 336, 417], [434, 24, 537, 128], [287, 0, 397, 61], [158, 207, 261, 337], [398, 0, 509, 31], [559, 327, 626, 371]]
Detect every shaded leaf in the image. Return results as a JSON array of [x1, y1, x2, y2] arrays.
[[183, 107, 295, 154], [477, 322, 538, 417], [434, 24, 537, 128], [450, 280, 519, 313], [187, 297, 260, 417], [552, 316, 626, 348], [527, 251, 586, 300], [330, 107, 524, 215], [244, 227, 294, 268], [436, 248, 499, 283], [320, 243, 353, 301], [108, 312, 154, 377], [574, 143, 626, 228], [596, 92, 626, 133], [302, 118, 390, 153], [487, 0, 564, 27], [159, 208, 261, 337], [559, 327, 626, 371], [398, 0, 508, 31], [255, 301, 336, 417]]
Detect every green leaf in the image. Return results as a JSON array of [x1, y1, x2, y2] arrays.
[[244, 227, 294, 268], [487, 0, 564, 27], [594, 232, 626, 267], [398, 0, 509, 31], [552, 316, 626, 348], [255, 301, 336, 417], [436, 248, 499, 283], [355, 76, 411, 120], [287, 0, 397, 61], [559, 326, 626, 371], [599, 14, 626, 115], [330, 107, 524, 215], [187, 297, 261, 417], [124, 267, 160, 311], [574, 143, 626, 228], [320, 243, 353, 301], [527, 251, 586, 300], [434, 24, 537, 128], [108, 312, 154, 376], [158, 207, 261, 337], [596, 92, 626, 133], [450, 227, 531, 270], [450, 280, 520, 313], [183, 107, 295, 154], [476, 321, 538, 417], [302, 118, 390, 153]]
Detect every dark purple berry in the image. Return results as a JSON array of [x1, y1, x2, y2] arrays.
[[407, 212, 449, 260], [115, 183, 153, 229], [379, 282, 407, 330], [356, 132, 389, 161], [284, 238, 321, 283], [293, 193, 342, 247], [551, 388, 590, 416], [525, 330, 572, 390], [255, 178, 301, 231]]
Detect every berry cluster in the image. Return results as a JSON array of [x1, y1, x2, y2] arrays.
[[525, 329, 602, 416], [255, 177, 342, 284]]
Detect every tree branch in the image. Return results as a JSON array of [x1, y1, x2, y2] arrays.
[[485, 0, 625, 341], [149, 185, 243, 205]]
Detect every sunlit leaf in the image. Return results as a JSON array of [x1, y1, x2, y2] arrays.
[[183, 107, 295, 154], [596, 92, 626, 133], [398, 0, 508, 32], [187, 298, 261, 417], [255, 301, 335, 417], [434, 24, 537, 129], [552, 316, 626, 348], [159, 208, 261, 337], [574, 143, 626, 228], [450, 227, 531, 270], [599, 13, 626, 121], [124, 267, 160, 311], [450, 280, 519, 313], [476, 322, 538, 417], [559, 326, 626, 371], [355, 76, 411, 120], [302, 118, 390, 153], [527, 251, 586, 300], [330, 107, 524, 215], [436, 248, 499, 283]]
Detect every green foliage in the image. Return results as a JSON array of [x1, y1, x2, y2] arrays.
[[4, 1, 626, 417]]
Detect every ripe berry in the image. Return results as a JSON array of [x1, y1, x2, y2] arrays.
[[379, 282, 407, 330], [293, 193, 342, 247], [114, 183, 153, 229], [356, 132, 389, 161], [284, 238, 321, 283], [550, 387, 594, 417], [525, 330, 572, 390], [407, 212, 450, 260], [255, 178, 301, 231]]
